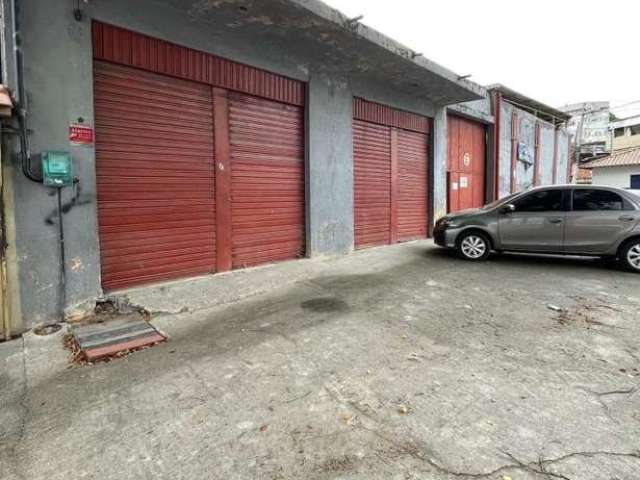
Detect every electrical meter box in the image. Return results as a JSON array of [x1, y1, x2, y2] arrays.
[[42, 151, 74, 187]]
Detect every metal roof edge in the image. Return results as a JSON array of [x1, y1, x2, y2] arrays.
[[582, 146, 640, 169], [487, 83, 571, 122]]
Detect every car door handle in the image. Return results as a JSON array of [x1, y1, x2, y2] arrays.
[[549, 218, 563, 224], [619, 216, 635, 222]]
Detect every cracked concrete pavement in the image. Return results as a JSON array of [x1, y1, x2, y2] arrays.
[[1, 240, 640, 479]]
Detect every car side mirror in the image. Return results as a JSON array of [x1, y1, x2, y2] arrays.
[[500, 204, 516, 214]]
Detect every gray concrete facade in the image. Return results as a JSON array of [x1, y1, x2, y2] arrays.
[[4, 0, 479, 330], [432, 108, 448, 221], [497, 99, 570, 198], [306, 74, 354, 256]]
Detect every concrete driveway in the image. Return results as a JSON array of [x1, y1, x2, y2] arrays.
[[2, 241, 640, 479]]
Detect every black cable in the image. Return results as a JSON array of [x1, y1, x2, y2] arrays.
[[13, 0, 42, 183], [57, 189, 66, 322]]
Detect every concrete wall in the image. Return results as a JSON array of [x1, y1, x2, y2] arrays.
[[497, 100, 570, 197], [514, 109, 536, 192], [539, 123, 555, 185], [498, 101, 513, 198], [592, 165, 640, 189], [6, 0, 448, 328], [432, 108, 448, 220], [13, 0, 101, 325], [306, 74, 354, 256], [448, 97, 493, 124], [556, 130, 570, 183]]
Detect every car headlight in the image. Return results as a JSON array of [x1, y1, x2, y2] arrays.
[[437, 218, 460, 228]]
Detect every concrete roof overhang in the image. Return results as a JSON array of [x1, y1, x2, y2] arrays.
[[157, 0, 484, 105]]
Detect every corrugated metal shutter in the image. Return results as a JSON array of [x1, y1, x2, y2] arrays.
[[353, 119, 392, 248], [447, 114, 486, 212], [397, 129, 428, 241], [229, 93, 305, 267], [94, 61, 216, 290]]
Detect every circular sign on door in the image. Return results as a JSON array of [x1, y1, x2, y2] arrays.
[[463, 152, 471, 167]]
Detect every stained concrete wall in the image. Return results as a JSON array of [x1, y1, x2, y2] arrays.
[[556, 130, 570, 184], [497, 100, 570, 197], [432, 108, 448, 220], [515, 110, 536, 192], [13, 0, 101, 325], [498, 102, 514, 198], [306, 74, 354, 256], [539, 124, 555, 186], [7, 0, 451, 328], [448, 97, 493, 124]]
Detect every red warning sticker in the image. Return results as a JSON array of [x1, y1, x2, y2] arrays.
[[69, 124, 94, 146]]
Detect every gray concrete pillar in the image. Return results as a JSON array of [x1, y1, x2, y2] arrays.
[[17, 2, 102, 323], [306, 74, 354, 257], [432, 107, 448, 221]]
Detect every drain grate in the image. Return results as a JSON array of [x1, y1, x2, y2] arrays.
[[72, 314, 166, 361]]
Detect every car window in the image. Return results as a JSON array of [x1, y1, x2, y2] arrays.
[[572, 189, 625, 211], [512, 189, 563, 212]]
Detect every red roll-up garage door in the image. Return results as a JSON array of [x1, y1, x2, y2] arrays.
[[229, 93, 305, 268], [447, 114, 486, 213], [93, 22, 305, 290], [353, 98, 430, 249], [353, 119, 392, 248], [94, 62, 217, 290], [397, 129, 429, 241]]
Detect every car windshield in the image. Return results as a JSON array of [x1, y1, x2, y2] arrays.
[[480, 192, 520, 210]]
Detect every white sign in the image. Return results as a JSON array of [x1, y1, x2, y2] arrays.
[[460, 176, 468, 188], [452, 182, 459, 191], [463, 152, 471, 167]]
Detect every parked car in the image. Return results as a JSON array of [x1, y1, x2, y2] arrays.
[[434, 185, 640, 272]]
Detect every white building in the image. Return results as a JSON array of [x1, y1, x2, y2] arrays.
[[583, 146, 640, 189]]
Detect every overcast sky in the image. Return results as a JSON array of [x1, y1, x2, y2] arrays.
[[324, 0, 640, 117]]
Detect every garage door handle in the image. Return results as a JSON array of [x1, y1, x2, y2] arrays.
[[619, 216, 635, 222], [549, 218, 563, 224]]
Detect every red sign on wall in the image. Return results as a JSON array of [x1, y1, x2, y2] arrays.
[[69, 124, 94, 146]]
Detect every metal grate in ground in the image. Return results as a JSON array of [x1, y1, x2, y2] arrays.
[[72, 314, 166, 361]]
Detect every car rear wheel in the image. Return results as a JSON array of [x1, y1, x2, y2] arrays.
[[457, 231, 491, 261], [620, 239, 640, 273]]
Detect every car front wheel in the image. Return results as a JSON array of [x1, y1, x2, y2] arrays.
[[620, 239, 640, 273], [457, 231, 491, 261]]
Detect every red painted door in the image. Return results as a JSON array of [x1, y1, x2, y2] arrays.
[[447, 115, 486, 212], [353, 120, 392, 248], [94, 61, 217, 290], [228, 93, 305, 268]]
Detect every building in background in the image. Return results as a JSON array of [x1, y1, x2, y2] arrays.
[[560, 101, 611, 160], [610, 114, 640, 152], [583, 147, 640, 189]]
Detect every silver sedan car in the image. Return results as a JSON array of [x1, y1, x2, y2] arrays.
[[434, 185, 640, 272]]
